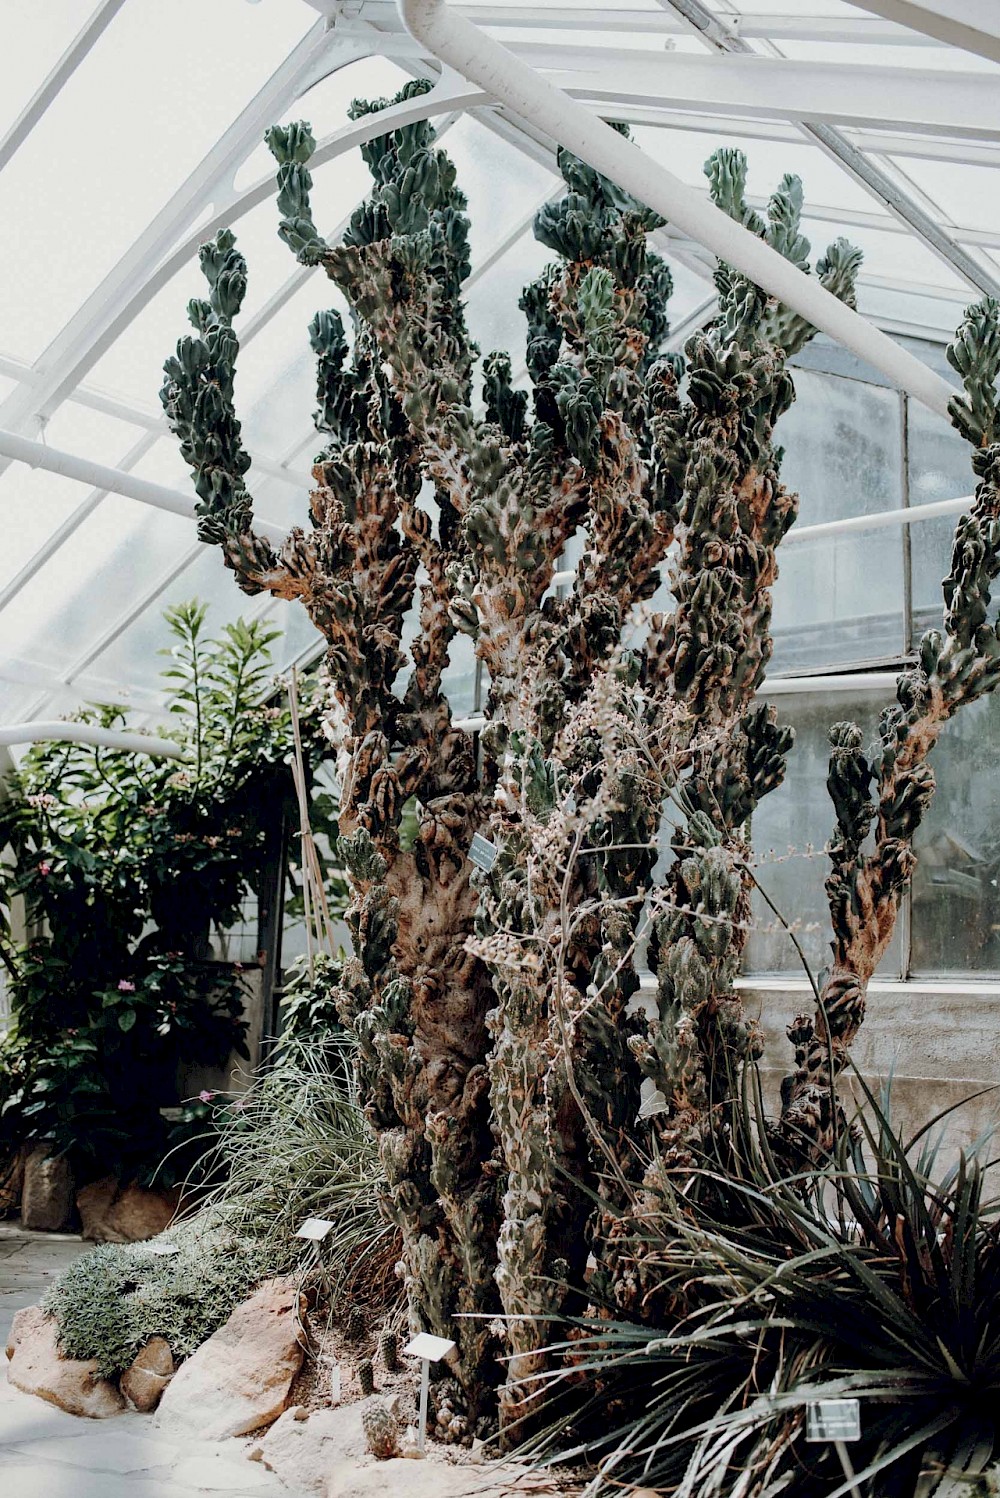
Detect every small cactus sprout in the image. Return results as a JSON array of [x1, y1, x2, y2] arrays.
[[362, 1401, 401, 1460], [378, 1327, 400, 1373], [357, 1357, 375, 1397], [344, 1305, 366, 1344]]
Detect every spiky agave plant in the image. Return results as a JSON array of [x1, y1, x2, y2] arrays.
[[525, 1071, 1000, 1498]]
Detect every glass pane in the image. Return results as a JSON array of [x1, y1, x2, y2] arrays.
[[911, 691, 1000, 976], [0, 494, 194, 675], [465, 228, 553, 365], [745, 688, 902, 980], [0, 0, 315, 361], [908, 400, 976, 638], [772, 370, 905, 671]]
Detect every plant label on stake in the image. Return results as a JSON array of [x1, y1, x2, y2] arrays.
[[403, 1333, 456, 1452], [806, 1399, 862, 1498], [468, 833, 498, 873], [294, 1217, 335, 1241]]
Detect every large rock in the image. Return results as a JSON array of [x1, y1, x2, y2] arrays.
[[155, 1278, 305, 1439], [76, 1176, 180, 1242], [250, 1405, 364, 1495], [0, 1145, 26, 1217], [120, 1335, 174, 1412], [4, 1305, 125, 1418], [252, 1401, 568, 1498], [21, 1146, 74, 1231]]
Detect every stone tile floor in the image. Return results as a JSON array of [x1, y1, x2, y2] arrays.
[[1, 1223, 304, 1497]]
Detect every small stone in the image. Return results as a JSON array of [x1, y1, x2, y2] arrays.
[[121, 1336, 175, 1412], [293, 1405, 310, 1422]]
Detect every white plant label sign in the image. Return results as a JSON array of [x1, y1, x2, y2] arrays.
[[806, 1399, 861, 1443], [295, 1217, 335, 1241]]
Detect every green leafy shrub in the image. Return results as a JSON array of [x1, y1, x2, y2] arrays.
[[0, 602, 340, 1186], [43, 1213, 269, 1379], [528, 1073, 1000, 1496], [45, 1034, 397, 1378], [277, 952, 345, 1044]]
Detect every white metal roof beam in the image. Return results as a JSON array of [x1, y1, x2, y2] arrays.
[[844, 1, 1000, 64], [345, 3, 933, 46], [0, 0, 128, 175], [399, 0, 955, 416], [510, 48, 1000, 141], [0, 427, 287, 544], [656, 0, 1000, 298]]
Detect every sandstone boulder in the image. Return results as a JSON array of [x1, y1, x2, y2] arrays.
[[21, 1147, 74, 1232], [76, 1176, 180, 1242], [0, 1145, 26, 1217], [4, 1305, 125, 1418], [155, 1278, 305, 1439], [250, 1404, 366, 1495], [120, 1335, 174, 1412]]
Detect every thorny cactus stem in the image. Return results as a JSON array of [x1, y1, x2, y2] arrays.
[[780, 297, 1000, 1155], [161, 87, 861, 1432], [627, 157, 861, 1158], [162, 87, 500, 1426]]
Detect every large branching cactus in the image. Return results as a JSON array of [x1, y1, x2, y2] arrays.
[[780, 297, 1000, 1154], [161, 87, 861, 1432]]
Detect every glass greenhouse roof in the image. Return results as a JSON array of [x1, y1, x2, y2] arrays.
[[2, 0, 1000, 729]]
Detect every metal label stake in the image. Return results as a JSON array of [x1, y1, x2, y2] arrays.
[[403, 1333, 456, 1451]]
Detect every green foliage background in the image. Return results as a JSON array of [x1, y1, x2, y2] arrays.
[[0, 601, 336, 1186]]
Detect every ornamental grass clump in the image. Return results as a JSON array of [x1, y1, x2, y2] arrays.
[[524, 1071, 1000, 1497]]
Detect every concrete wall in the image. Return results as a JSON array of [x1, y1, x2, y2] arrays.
[[742, 977, 1000, 1157]]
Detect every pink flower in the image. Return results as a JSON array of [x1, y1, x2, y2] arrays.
[[117, 980, 136, 992], [37, 861, 51, 876], [198, 1089, 218, 1104]]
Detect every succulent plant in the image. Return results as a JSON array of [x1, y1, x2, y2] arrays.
[[362, 1399, 399, 1458], [357, 1356, 375, 1398], [378, 1327, 400, 1373], [780, 296, 1000, 1154], [343, 1305, 366, 1344], [162, 82, 863, 1431]]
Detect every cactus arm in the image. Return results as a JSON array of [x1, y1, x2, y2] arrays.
[[780, 297, 1000, 1155], [624, 150, 862, 1186]]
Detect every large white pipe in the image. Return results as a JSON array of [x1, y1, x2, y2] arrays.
[[0, 427, 288, 546], [0, 721, 184, 759], [398, 0, 956, 419]]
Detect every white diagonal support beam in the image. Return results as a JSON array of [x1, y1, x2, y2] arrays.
[[656, 0, 1000, 300], [844, 1, 1000, 63], [0, 428, 287, 544], [398, 0, 956, 417], [0, 0, 128, 175]]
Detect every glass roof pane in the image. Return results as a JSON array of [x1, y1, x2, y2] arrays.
[[43, 400, 146, 465], [465, 228, 553, 363], [0, 0, 94, 138], [892, 157, 1000, 235], [0, 493, 194, 674], [0, 0, 316, 361], [441, 116, 559, 268], [82, 544, 275, 690], [232, 55, 411, 194], [0, 464, 88, 592], [633, 125, 880, 216]]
